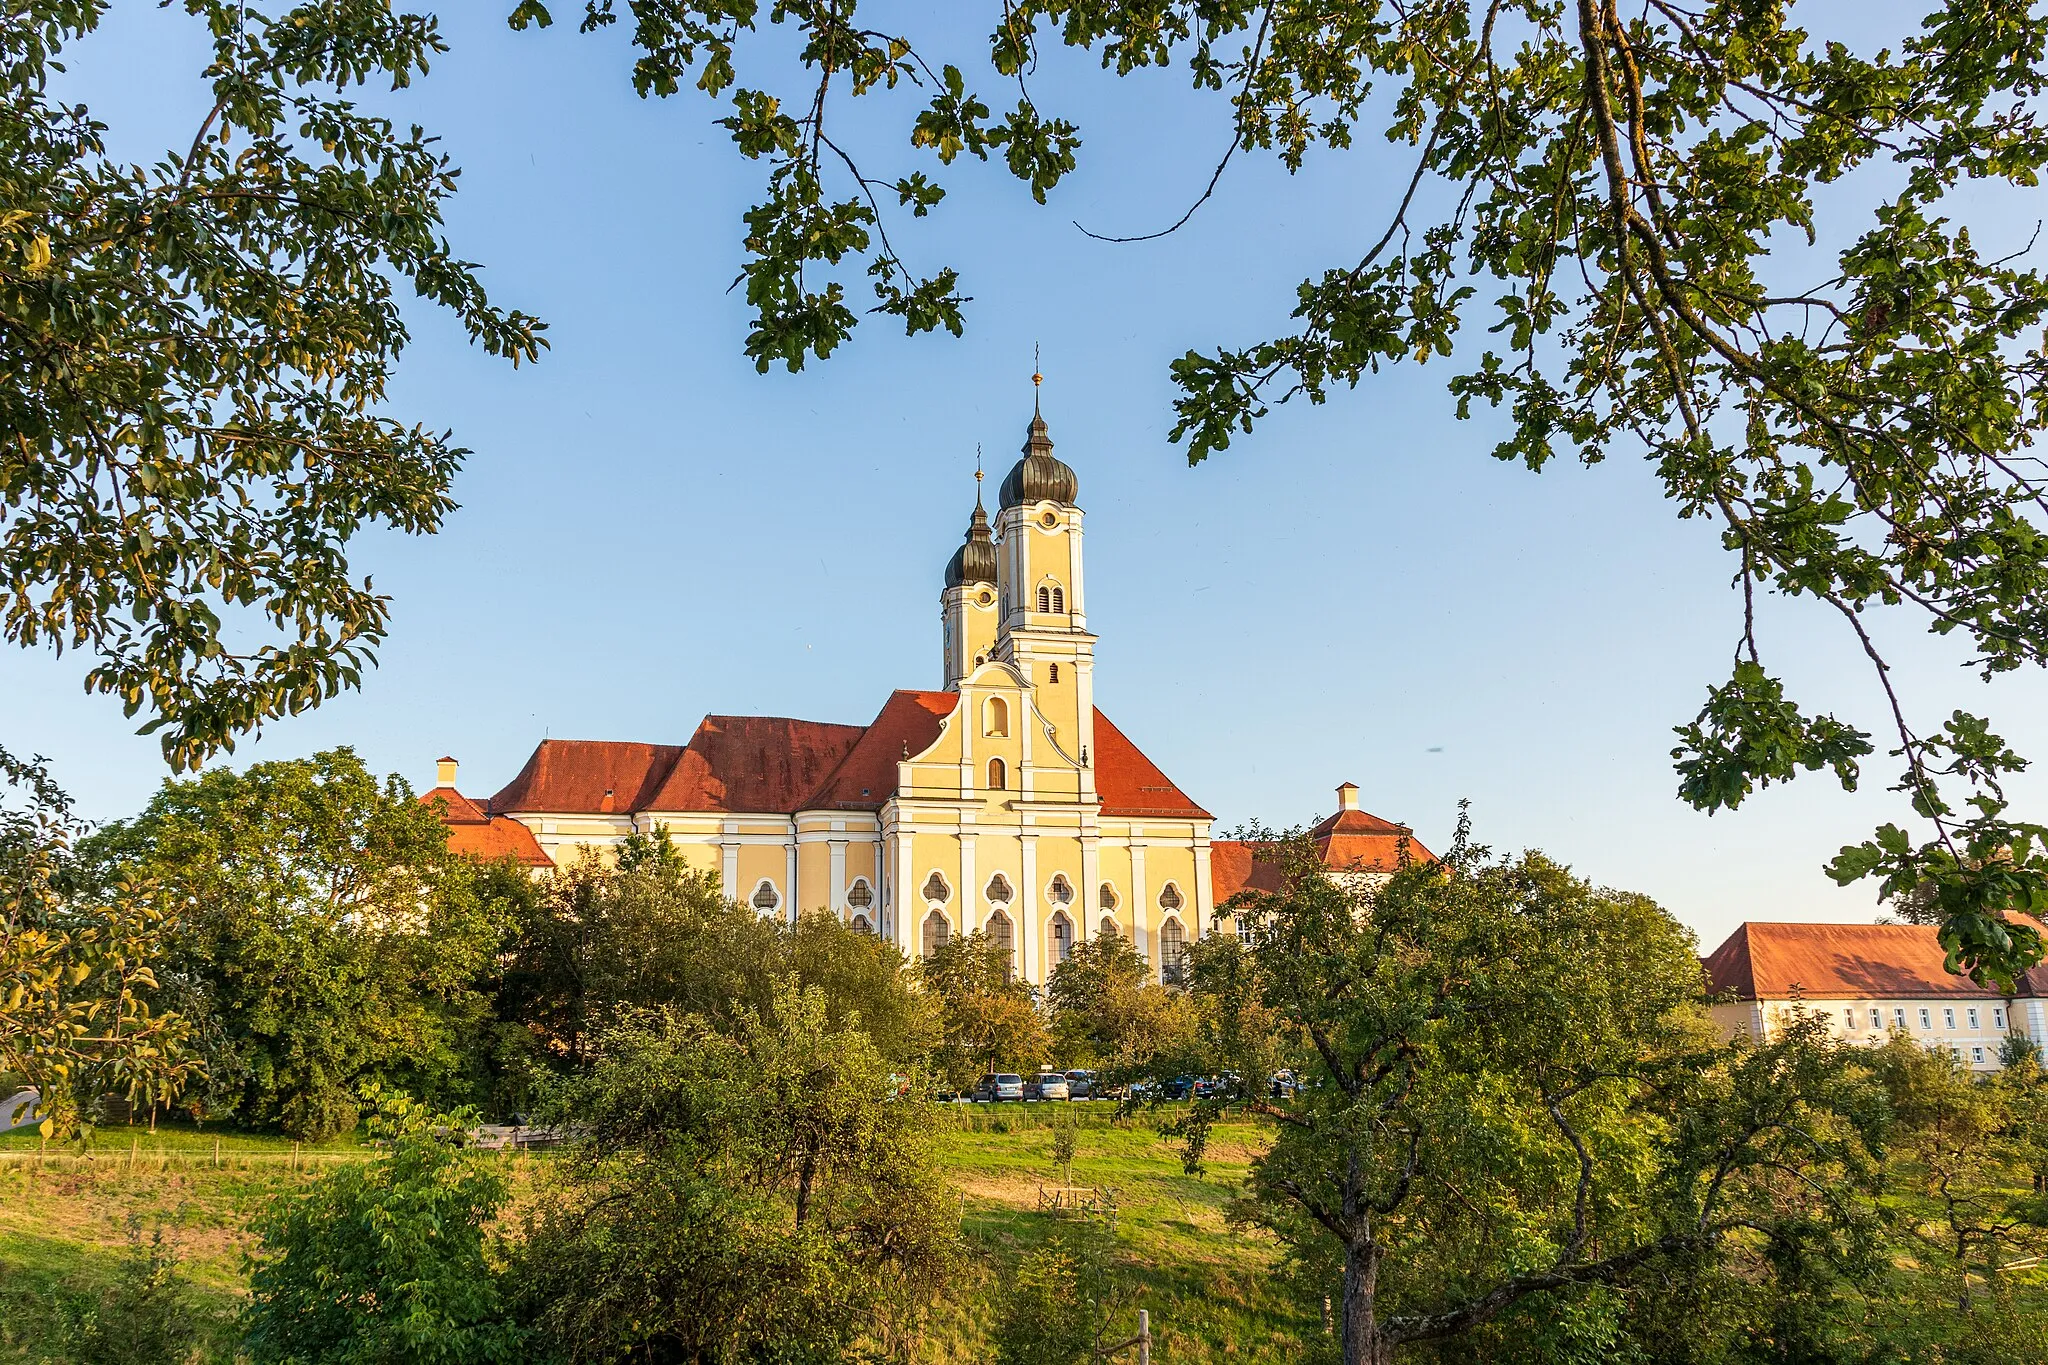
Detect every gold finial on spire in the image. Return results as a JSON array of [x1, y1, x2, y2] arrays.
[[974, 444, 984, 507], [1032, 343, 1043, 415]]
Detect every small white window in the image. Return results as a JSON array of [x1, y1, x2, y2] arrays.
[[751, 880, 780, 914], [1842, 1008, 1856, 1030], [1972, 1046, 1985, 1064], [1995, 1007, 2007, 1030], [1968, 1007, 1980, 1029], [922, 871, 951, 905], [846, 877, 874, 910], [1945, 1007, 1957, 1030], [1892, 1008, 1906, 1028], [1920, 1008, 1932, 1029], [1236, 915, 1256, 948], [1868, 1007, 1882, 1029]]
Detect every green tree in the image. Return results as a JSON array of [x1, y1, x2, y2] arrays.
[[1189, 821, 1889, 1365], [0, 746, 193, 1135], [1045, 929, 1192, 1081], [242, 1089, 528, 1365], [0, 3, 542, 771], [83, 748, 511, 1138], [917, 928, 1048, 1086], [992, 1213, 1137, 1365], [495, 846, 926, 1070], [512, 983, 956, 1363], [514, 0, 2048, 985]]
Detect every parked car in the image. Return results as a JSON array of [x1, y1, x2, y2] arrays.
[[1161, 1075, 1196, 1101], [1269, 1069, 1299, 1099], [1027, 1071, 1071, 1101], [973, 1073, 1026, 1103], [1064, 1069, 1095, 1099], [1191, 1076, 1220, 1101]]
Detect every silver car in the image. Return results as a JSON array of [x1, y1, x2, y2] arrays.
[[1031, 1071, 1071, 1101], [1064, 1069, 1095, 1098]]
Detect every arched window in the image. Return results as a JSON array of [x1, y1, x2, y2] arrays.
[[1099, 915, 1119, 939], [1037, 585, 1051, 613], [1047, 873, 1074, 906], [850, 913, 873, 934], [846, 878, 874, 910], [922, 910, 951, 958], [1050, 911, 1075, 964], [1158, 882, 1184, 914], [985, 696, 1009, 737], [1051, 585, 1064, 613], [986, 909, 1015, 983], [1048, 663, 1060, 683], [985, 872, 1014, 906], [1099, 882, 1119, 912], [751, 880, 780, 915], [1159, 918, 1188, 985], [987, 757, 1007, 790], [922, 871, 951, 905]]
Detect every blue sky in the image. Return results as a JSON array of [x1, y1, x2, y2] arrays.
[[9, 3, 2047, 950]]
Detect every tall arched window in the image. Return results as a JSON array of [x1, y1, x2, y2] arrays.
[[987, 757, 1007, 790], [986, 909, 1015, 983], [922, 910, 951, 958], [985, 696, 1009, 737], [1037, 585, 1051, 613], [1159, 918, 1188, 985], [1049, 911, 1075, 964], [1051, 585, 1064, 613]]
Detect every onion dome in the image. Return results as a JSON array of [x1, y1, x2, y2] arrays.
[[945, 499, 998, 588], [999, 408, 1078, 508]]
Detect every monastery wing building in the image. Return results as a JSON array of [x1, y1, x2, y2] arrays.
[[426, 401, 1430, 986]]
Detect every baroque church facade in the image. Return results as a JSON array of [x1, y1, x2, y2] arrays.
[[428, 400, 1427, 986]]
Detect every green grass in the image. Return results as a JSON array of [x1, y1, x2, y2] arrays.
[[0, 1107, 1306, 1363]]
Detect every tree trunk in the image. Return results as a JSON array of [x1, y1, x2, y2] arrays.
[[1340, 1243, 1395, 1365]]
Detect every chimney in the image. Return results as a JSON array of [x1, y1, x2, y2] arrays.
[[436, 756, 458, 788], [1336, 781, 1360, 812]]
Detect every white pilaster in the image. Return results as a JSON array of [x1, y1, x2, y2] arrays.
[[1131, 839, 1150, 975], [829, 838, 848, 916], [1020, 834, 1040, 984], [960, 832, 978, 934], [1080, 836, 1101, 938]]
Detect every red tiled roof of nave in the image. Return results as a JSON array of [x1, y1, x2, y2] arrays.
[[649, 714, 867, 813], [1209, 840, 1286, 901], [489, 740, 686, 815], [1702, 921, 2048, 1001], [808, 690, 957, 809], [1093, 710, 1211, 820]]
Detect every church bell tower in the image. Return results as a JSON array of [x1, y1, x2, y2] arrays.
[[940, 476, 999, 690]]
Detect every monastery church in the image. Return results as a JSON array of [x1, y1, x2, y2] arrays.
[[426, 398, 1426, 986]]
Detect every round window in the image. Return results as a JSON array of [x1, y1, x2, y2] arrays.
[[1041, 510, 1058, 528], [978, 589, 994, 606]]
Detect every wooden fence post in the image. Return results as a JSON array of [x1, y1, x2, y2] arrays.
[[1137, 1309, 1150, 1365], [212, 1137, 220, 1169]]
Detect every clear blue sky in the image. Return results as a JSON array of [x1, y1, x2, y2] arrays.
[[9, 3, 2047, 951]]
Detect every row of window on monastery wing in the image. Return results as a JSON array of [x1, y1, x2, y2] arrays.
[[1845, 1003, 2009, 1066]]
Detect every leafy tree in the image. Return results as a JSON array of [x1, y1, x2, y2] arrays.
[[496, 845, 926, 1070], [992, 1213, 1137, 1365], [514, 0, 2048, 985], [0, 746, 192, 1135], [512, 983, 956, 1363], [1046, 929, 1193, 1085], [242, 1089, 528, 1365], [917, 928, 1048, 1086], [1188, 822, 1889, 1365], [51, 1220, 214, 1365], [82, 748, 511, 1138], [0, 3, 543, 770]]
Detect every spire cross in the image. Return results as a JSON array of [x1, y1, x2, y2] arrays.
[[1032, 343, 1043, 416]]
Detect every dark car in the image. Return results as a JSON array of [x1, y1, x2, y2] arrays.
[[1269, 1069, 1299, 1099], [1161, 1075, 1196, 1101], [973, 1073, 1026, 1103]]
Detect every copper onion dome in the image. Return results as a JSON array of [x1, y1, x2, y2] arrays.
[[999, 407, 1078, 508], [945, 499, 998, 588]]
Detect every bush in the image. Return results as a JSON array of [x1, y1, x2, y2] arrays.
[[242, 1090, 527, 1365]]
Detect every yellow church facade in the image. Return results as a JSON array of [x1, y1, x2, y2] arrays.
[[428, 402, 1219, 985]]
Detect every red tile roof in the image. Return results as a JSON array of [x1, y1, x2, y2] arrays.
[[489, 740, 687, 815], [1702, 921, 2048, 1001], [1210, 840, 1287, 901], [473, 694, 1211, 823], [419, 786, 553, 868], [1311, 807, 1436, 871], [650, 715, 867, 813], [809, 690, 957, 810], [1094, 710, 1211, 820]]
